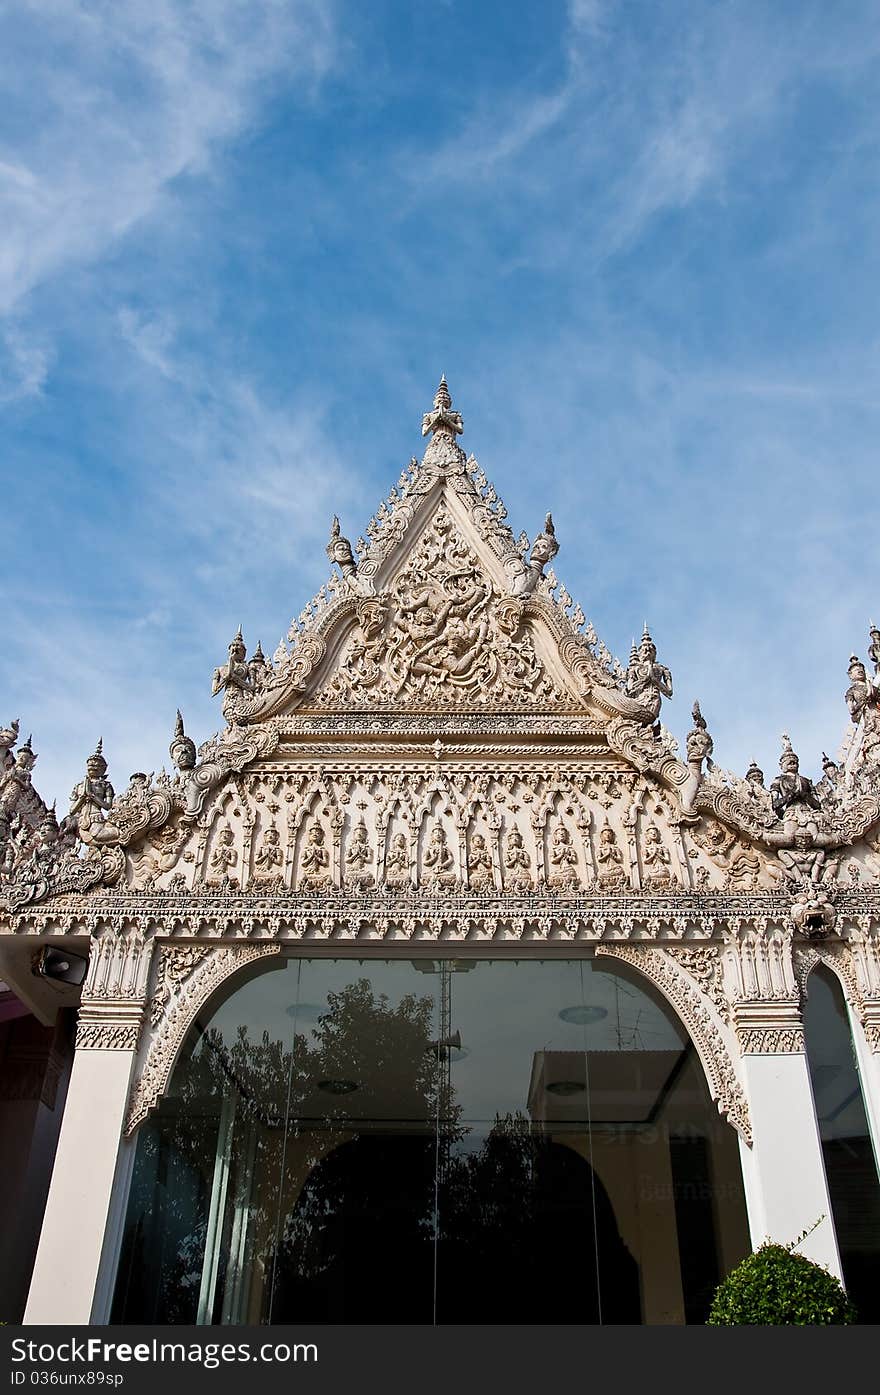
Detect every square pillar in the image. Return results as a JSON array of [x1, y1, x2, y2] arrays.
[[24, 936, 152, 1325], [735, 1004, 842, 1279]]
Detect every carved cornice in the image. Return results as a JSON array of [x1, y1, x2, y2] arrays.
[[732, 1000, 805, 1055], [4, 889, 880, 942]]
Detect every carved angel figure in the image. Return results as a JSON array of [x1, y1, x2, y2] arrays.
[[212, 628, 254, 721], [423, 823, 455, 882], [68, 741, 117, 846], [384, 831, 410, 885], [210, 827, 237, 877], [845, 655, 880, 767], [467, 832, 494, 889], [548, 822, 578, 886], [624, 627, 673, 724], [299, 823, 331, 886], [596, 821, 626, 888], [254, 826, 283, 876], [0, 737, 37, 824], [642, 822, 676, 887], [345, 820, 373, 883], [503, 827, 532, 889], [0, 718, 19, 774]]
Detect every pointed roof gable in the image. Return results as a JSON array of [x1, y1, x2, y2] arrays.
[[220, 379, 660, 726]]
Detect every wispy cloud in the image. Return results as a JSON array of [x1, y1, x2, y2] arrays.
[[0, 1, 338, 316]]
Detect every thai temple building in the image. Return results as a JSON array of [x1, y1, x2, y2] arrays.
[[1, 380, 879, 1324]]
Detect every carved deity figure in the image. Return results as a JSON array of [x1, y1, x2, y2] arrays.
[[624, 626, 673, 724], [548, 822, 578, 886], [384, 831, 410, 885], [503, 827, 532, 888], [596, 821, 626, 888], [869, 624, 880, 678], [247, 642, 270, 693], [341, 599, 388, 690], [0, 735, 36, 823], [845, 654, 880, 767], [513, 514, 560, 597], [299, 823, 331, 886], [0, 718, 19, 774], [641, 822, 676, 887], [467, 832, 494, 889], [423, 823, 455, 883], [769, 737, 822, 837], [326, 516, 357, 579], [686, 702, 714, 769], [212, 627, 253, 720], [777, 830, 832, 887], [254, 825, 283, 877], [345, 819, 373, 884], [170, 710, 197, 774], [210, 827, 237, 879], [68, 740, 116, 846]]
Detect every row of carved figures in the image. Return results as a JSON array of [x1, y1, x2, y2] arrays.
[[195, 814, 679, 894]]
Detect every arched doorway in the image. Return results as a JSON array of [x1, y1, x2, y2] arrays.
[[112, 956, 750, 1324]]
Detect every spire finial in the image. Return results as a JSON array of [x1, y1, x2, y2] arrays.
[[421, 376, 463, 440]]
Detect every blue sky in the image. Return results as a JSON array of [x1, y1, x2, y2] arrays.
[[2, 0, 879, 806]]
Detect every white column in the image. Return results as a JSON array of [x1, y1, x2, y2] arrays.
[[737, 1048, 842, 1278], [24, 934, 153, 1325], [24, 1046, 138, 1324]]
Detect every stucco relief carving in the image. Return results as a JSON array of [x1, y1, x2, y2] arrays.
[[722, 924, 806, 1054], [316, 509, 562, 709], [74, 933, 155, 1052]]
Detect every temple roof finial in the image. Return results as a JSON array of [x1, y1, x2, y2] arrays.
[[421, 376, 463, 440]]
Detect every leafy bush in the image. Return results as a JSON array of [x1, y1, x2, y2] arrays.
[[707, 1241, 856, 1325]]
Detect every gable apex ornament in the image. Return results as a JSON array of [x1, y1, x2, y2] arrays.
[[420, 376, 467, 474]]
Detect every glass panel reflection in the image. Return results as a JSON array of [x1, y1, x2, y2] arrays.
[[804, 965, 880, 1322], [112, 956, 750, 1325]]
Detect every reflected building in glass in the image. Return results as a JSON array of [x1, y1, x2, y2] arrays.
[[3, 380, 880, 1324]]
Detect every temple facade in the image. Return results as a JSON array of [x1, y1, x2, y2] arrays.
[[2, 379, 880, 1324]]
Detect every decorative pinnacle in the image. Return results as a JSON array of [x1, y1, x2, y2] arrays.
[[421, 376, 463, 439], [174, 709, 185, 738]]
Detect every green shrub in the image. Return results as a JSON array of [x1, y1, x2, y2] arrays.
[[707, 1241, 856, 1325]]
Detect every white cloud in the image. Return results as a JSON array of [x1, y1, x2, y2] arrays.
[[0, 0, 338, 317], [0, 322, 52, 401]]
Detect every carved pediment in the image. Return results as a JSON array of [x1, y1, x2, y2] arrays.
[[312, 504, 570, 710]]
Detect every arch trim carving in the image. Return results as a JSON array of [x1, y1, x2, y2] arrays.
[[595, 943, 752, 1144], [125, 943, 283, 1135]]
